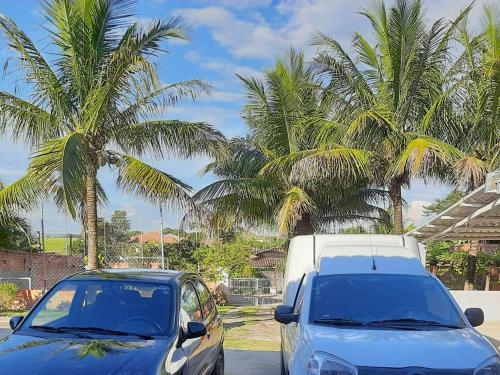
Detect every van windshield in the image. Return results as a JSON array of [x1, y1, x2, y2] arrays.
[[310, 274, 465, 329]]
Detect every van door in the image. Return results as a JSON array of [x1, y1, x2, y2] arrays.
[[283, 275, 306, 367]]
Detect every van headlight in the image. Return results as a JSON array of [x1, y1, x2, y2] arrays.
[[306, 352, 357, 375], [474, 355, 500, 375]]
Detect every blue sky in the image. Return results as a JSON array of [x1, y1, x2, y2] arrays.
[[0, 0, 486, 233]]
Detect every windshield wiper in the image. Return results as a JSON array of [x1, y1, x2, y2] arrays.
[[313, 318, 369, 326], [313, 318, 417, 330], [29, 325, 92, 339], [368, 319, 462, 329], [57, 326, 153, 340]]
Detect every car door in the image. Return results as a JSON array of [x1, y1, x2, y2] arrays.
[[194, 278, 223, 369], [283, 274, 306, 368], [179, 280, 205, 375]]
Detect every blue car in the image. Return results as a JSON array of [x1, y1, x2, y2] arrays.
[[1, 269, 224, 375]]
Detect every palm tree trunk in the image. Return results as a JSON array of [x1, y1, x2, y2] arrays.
[[293, 212, 314, 236], [86, 168, 98, 269], [389, 182, 403, 234], [464, 241, 480, 290]]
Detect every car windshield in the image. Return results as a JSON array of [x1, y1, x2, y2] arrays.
[[310, 274, 465, 329], [19, 279, 173, 337]]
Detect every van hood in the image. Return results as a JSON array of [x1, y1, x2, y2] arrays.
[[0, 333, 173, 375], [303, 324, 497, 369]]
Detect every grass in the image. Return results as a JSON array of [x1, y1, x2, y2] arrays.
[[236, 306, 259, 317], [224, 336, 280, 351], [219, 306, 280, 352], [43, 238, 69, 255], [216, 305, 237, 315], [223, 319, 280, 351], [0, 310, 28, 317]]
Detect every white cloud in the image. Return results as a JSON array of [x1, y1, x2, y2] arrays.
[[200, 90, 243, 103], [175, 0, 490, 61], [168, 105, 245, 138], [184, 50, 262, 85], [174, 7, 288, 59], [174, 1, 363, 60], [406, 200, 431, 226], [193, 0, 272, 9]]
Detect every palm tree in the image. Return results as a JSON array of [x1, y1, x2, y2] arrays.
[[0, 0, 225, 268], [0, 180, 31, 251], [312, 0, 472, 233], [429, 4, 499, 289], [194, 51, 388, 236], [441, 4, 499, 189]]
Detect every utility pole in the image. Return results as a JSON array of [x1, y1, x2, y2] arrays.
[[40, 205, 46, 292], [40, 205, 45, 252], [160, 205, 165, 269], [103, 220, 107, 267]]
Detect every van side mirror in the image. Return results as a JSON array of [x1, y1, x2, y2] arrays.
[[9, 316, 23, 330], [274, 305, 299, 325], [464, 308, 484, 327]]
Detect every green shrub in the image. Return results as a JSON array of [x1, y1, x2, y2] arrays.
[[0, 283, 18, 310]]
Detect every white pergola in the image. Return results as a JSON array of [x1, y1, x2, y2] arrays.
[[410, 171, 500, 243]]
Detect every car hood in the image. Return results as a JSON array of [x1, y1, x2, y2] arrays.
[[0, 333, 173, 375], [303, 324, 497, 369]]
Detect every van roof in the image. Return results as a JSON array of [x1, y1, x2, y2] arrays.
[[282, 234, 427, 305], [318, 244, 428, 276]]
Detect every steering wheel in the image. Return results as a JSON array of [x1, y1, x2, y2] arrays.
[[122, 316, 162, 332]]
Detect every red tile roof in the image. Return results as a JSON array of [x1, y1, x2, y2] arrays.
[[250, 248, 286, 269], [129, 232, 180, 244]]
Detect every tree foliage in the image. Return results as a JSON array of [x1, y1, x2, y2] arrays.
[[0, 0, 226, 268]]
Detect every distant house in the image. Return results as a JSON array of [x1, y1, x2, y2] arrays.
[[129, 232, 180, 245], [250, 248, 286, 293]]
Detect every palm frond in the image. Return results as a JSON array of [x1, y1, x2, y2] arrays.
[[276, 187, 315, 235], [114, 120, 225, 159], [116, 155, 194, 211]]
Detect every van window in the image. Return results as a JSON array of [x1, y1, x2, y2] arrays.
[[310, 274, 464, 329], [293, 275, 306, 314]]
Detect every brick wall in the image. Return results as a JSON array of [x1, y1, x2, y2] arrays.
[[0, 249, 84, 290]]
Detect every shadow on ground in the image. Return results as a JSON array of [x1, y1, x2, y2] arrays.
[[226, 350, 280, 375]]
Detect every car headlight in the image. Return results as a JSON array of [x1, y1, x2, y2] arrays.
[[474, 355, 500, 375], [306, 352, 357, 375]]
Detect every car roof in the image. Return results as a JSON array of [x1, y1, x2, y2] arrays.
[[66, 269, 189, 284]]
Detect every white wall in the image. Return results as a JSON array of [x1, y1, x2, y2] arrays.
[[450, 291, 500, 321]]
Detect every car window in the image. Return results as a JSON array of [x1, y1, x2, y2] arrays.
[[194, 279, 216, 319], [293, 275, 306, 314], [180, 281, 203, 329], [30, 284, 77, 326], [21, 280, 174, 336]]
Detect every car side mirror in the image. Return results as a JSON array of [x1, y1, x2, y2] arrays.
[[178, 321, 207, 346], [274, 305, 299, 325], [464, 308, 484, 327], [9, 316, 23, 330]]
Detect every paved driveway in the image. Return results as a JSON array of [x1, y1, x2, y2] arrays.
[[226, 350, 280, 375], [0, 317, 11, 338]]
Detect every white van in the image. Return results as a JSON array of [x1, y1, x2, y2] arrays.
[[275, 234, 499, 375]]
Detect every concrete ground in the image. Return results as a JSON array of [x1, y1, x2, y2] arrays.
[[226, 350, 280, 375], [477, 321, 500, 349], [0, 317, 11, 338]]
